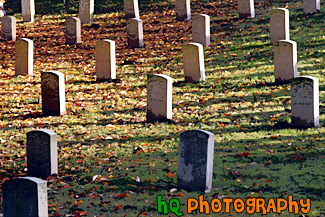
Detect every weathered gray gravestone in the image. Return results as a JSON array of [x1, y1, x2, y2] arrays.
[[2, 177, 48, 217], [176, 0, 191, 21], [65, 17, 81, 45], [192, 14, 210, 47], [124, 0, 140, 19], [183, 43, 205, 82], [96, 40, 116, 81], [178, 130, 215, 192], [21, 0, 35, 22], [274, 40, 297, 83], [1, 16, 16, 41], [127, 18, 143, 48], [147, 74, 172, 122], [303, 0, 320, 14], [15, 38, 33, 76], [270, 8, 289, 44], [79, 0, 94, 23], [41, 71, 66, 116], [291, 76, 319, 128], [27, 129, 58, 179], [238, 0, 255, 19]]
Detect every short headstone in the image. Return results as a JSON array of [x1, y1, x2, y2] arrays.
[[127, 18, 143, 48], [21, 0, 35, 22], [147, 74, 172, 122], [178, 130, 215, 192], [15, 38, 33, 76], [65, 17, 81, 45], [41, 71, 66, 116], [79, 0, 94, 23], [96, 39, 116, 81], [27, 129, 58, 179], [124, 0, 140, 20], [291, 76, 319, 128], [303, 0, 320, 14], [192, 14, 210, 47], [270, 8, 289, 44], [176, 0, 191, 21], [274, 40, 297, 83], [1, 16, 16, 41], [238, 0, 255, 18], [2, 177, 48, 217], [183, 43, 205, 82]]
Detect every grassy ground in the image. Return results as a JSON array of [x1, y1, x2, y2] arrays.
[[0, 0, 324, 216]]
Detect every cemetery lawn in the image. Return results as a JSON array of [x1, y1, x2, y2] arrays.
[[0, 0, 324, 216]]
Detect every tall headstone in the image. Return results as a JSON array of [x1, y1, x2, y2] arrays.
[[303, 0, 320, 14], [183, 43, 205, 82], [176, 0, 191, 21], [124, 0, 140, 19], [178, 130, 215, 192], [1, 16, 16, 41], [96, 40, 116, 81], [274, 40, 297, 83], [2, 177, 48, 217], [79, 0, 94, 23], [65, 17, 81, 45], [27, 129, 58, 179], [147, 74, 172, 122], [127, 18, 143, 48], [238, 0, 255, 18], [41, 71, 66, 116], [15, 38, 33, 76], [21, 0, 35, 22], [270, 8, 289, 44], [291, 76, 319, 128], [192, 14, 210, 47]]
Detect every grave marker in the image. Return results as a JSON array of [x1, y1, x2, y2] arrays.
[[27, 129, 58, 179], [79, 0, 94, 23], [192, 14, 210, 47], [176, 0, 191, 21], [21, 0, 35, 22], [15, 38, 33, 76], [41, 71, 66, 116], [238, 0, 255, 18], [124, 0, 140, 19], [291, 76, 319, 128], [178, 130, 215, 192], [303, 0, 320, 14], [270, 8, 289, 44], [147, 74, 172, 122], [127, 18, 143, 48], [96, 40, 116, 81], [65, 17, 81, 44], [183, 43, 205, 82], [1, 16, 16, 41]]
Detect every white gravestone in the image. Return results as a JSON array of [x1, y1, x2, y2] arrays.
[[192, 14, 210, 47], [303, 0, 320, 14], [291, 76, 319, 128], [127, 18, 143, 48], [238, 0, 255, 19], [79, 0, 94, 23], [21, 0, 35, 22], [15, 38, 33, 76], [124, 0, 140, 20], [183, 43, 205, 82], [270, 8, 289, 44], [1, 16, 16, 41], [176, 0, 190, 21], [274, 40, 297, 83], [147, 74, 172, 122], [65, 17, 81, 45], [96, 40, 116, 81]]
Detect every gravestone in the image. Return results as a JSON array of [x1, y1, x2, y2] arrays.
[[303, 0, 320, 14], [65, 17, 81, 44], [270, 8, 289, 44], [96, 40, 116, 81], [178, 130, 215, 192], [176, 0, 191, 21], [15, 38, 33, 76], [21, 0, 35, 22], [183, 43, 205, 82], [79, 0, 94, 23], [192, 14, 210, 47], [274, 40, 297, 83], [147, 74, 172, 122], [27, 129, 58, 179], [291, 76, 319, 128], [41, 71, 66, 116], [2, 177, 48, 217], [127, 18, 143, 48], [1, 16, 16, 41], [124, 0, 140, 19], [238, 0, 255, 18]]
